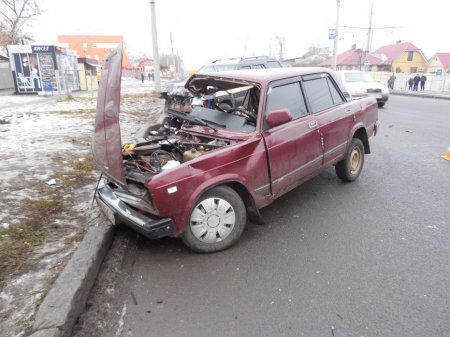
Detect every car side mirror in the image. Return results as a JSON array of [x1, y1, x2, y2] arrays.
[[265, 109, 293, 128]]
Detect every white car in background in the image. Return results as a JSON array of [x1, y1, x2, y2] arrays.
[[336, 71, 389, 108]]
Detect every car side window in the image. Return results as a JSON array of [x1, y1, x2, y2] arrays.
[[252, 64, 265, 69], [264, 82, 307, 129], [302, 75, 339, 113], [239, 65, 251, 69]]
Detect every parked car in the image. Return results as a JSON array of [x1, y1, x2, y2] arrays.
[[198, 56, 282, 73], [93, 46, 379, 253], [336, 70, 389, 107]]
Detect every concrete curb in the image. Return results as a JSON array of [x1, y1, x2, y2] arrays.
[[29, 219, 115, 337], [390, 90, 450, 100]]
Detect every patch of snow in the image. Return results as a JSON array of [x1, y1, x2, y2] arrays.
[[0, 79, 166, 336]]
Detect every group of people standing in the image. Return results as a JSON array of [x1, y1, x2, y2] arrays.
[[141, 69, 155, 83], [388, 73, 427, 91], [408, 74, 427, 91]]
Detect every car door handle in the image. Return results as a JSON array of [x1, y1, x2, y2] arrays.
[[345, 108, 352, 113], [308, 120, 318, 128]]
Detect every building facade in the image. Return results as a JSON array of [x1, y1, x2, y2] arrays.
[[371, 41, 427, 73], [57, 35, 129, 68], [427, 53, 450, 74]]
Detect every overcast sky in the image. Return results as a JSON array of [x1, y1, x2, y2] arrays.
[[31, 0, 448, 69]]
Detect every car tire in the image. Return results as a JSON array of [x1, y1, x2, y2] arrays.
[[378, 102, 385, 108], [182, 186, 247, 253], [335, 138, 365, 182]]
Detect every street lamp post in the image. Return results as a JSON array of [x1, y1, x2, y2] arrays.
[[150, 0, 161, 92], [332, 0, 340, 71]]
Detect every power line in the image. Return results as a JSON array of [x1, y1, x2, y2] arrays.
[[341, 25, 402, 30]]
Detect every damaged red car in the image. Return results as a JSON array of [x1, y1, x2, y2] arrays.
[[93, 46, 379, 253]]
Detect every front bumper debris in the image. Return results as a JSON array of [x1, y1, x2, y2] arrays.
[[96, 184, 176, 239]]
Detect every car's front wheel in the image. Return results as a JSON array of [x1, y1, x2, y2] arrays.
[[182, 186, 247, 253], [335, 138, 365, 182]]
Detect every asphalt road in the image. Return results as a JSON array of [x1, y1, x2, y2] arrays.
[[73, 95, 450, 337]]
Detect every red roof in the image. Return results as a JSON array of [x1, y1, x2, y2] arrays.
[[320, 48, 389, 66], [321, 42, 424, 67], [436, 53, 450, 69], [372, 42, 421, 65]]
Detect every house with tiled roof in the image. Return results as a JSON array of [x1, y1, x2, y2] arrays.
[[320, 44, 394, 71], [371, 41, 427, 73], [320, 45, 363, 70], [320, 41, 427, 73], [427, 53, 450, 74]]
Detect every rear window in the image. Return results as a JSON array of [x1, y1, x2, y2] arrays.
[[343, 72, 374, 82], [198, 65, 215, 73], [267, 61, 282, 68], [198, 64, 237, 73], [214, 64, 238, 72]]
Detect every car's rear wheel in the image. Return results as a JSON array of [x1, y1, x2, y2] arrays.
[[335, 138, 365, 182], [378, 102, 385, 108], [182, 186, 247, 253]]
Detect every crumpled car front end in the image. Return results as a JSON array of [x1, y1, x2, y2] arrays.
[[93, 46, 259, 241]]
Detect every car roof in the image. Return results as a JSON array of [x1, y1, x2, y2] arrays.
[[193, 67, 337, 86], [210, 56, 278, 65]]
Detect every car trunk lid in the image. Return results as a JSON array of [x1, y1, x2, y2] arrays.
[[92, 44, 126, 187]]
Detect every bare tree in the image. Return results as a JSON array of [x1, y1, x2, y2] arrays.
[[0, 0, 41, 52]]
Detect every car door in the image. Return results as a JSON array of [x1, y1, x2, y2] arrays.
[[262, 79, 323, 198], [302, 73, 354, 167]]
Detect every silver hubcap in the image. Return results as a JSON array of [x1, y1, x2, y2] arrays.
[[190, 197, 236, 243]]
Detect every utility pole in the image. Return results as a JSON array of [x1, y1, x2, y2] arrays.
[[332, 0, 341, 70], [364, 2, 373, 71], [169, 32, 178, 79], [366, 3, 373, 53], [149, 0, 161, 92], [274, 36, 284, 61]]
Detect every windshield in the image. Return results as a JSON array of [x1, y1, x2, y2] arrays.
[[344, 72, 375, 83]]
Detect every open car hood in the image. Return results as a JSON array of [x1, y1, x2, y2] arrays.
[[92, 44, 126, 187]]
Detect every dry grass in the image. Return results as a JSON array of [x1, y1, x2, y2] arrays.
[[0, 197, 64, 284], [0, 155, 97, 287]]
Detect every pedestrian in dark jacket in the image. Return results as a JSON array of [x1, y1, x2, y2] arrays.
[[413, 74, 421, 91], [408, 77, 414, 90], [388, 74, 396, 89], [141, 72, 145, 83], [420, 75, 427, 91]]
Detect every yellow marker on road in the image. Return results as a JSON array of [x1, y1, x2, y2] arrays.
[[442, 145, 450, 161]]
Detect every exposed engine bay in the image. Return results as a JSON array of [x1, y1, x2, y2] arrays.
[[122, 77, 260, 185], [122, 118, 236, 184]]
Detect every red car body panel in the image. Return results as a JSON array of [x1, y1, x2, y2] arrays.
[[146, 136, 270, 234]]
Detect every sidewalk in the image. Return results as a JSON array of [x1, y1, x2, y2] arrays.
[[390, 89, 450, 100]]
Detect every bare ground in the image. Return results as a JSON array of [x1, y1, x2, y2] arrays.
[[0, 79, 164, 337]]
